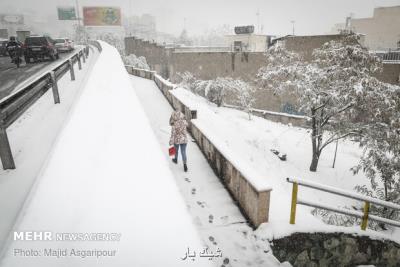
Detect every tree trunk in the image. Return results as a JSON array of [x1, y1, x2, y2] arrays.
[[332, 139, 339, 168], [310, 152, 320, 172], [309, 107, 319, 172]]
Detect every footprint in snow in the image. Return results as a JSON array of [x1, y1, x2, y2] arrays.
[[242, 230, 248, 238], [191, 188, 196, 195], [209, 214, 214, 223], [208, 236, 217, 246], [184, 177, 191, 183], [196, 201, 205, 208], [220, 215, 229, 224]]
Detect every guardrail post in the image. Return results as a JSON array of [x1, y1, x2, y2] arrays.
[[290, 182, 298, 224], [361, 201, 370, 230], [81, 51, 86, 63], [50, 71, 60, 104], [0, 125, 15, 169], [69, 59, 75, 81], [77, 55, 82, 70]]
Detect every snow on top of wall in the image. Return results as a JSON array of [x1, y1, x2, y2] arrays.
[[0, 41, 211, 267], [170, 88, 272, 192], [193, 119, 273, 192], [155, 74, 175, 87]]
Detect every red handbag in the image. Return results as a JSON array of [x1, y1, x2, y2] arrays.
[[169, 146, 176, 157]]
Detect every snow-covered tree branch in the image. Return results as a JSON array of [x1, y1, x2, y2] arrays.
[[351, 78, 400, 227], [257, 34, 382, 172]]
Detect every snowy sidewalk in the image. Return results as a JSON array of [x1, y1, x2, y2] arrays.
[[130, 75, 282, 267]]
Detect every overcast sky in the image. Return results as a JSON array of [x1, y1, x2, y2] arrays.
[[1, 0, 400, 36]]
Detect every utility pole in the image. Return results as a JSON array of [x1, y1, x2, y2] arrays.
[[75, 0, 81, 26], [128, 0, 132, 36], [74, 0, 87, 43], [256, 9, 261, 34], [291, 20, 295, 35]]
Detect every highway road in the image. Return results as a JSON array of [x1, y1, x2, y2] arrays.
[[0, 50, 76, 100]]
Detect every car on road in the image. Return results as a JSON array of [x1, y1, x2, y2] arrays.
[[54, 38, 74, 52], [0, 39, 8, 56], [24, 36, 59, 63]]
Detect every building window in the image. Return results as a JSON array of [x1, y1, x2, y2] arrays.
[[234, 41, 243, 52]]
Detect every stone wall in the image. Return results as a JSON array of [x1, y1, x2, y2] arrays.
[[126, 66, 273, 227], [271, 232, 400, 267]]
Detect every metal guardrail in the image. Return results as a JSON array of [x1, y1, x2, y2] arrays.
[[88, 40, 102, 53], [0, 46, 91, 170], [287, 177, 400, 230]]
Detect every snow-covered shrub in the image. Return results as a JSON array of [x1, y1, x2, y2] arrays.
[[226, 79, 256, 120], [311, 207, 385, 231], [205, 77, 233, 107], [311, 207, 358, 227], [178, 72, 255, 112], [177, 72, 197, 92], [123, 54, 150, 70], [257, 34, 382, 172]]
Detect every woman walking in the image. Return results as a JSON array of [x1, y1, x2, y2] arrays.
[[169, 110, 188, 172]]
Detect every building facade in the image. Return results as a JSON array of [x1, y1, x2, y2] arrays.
[[224, 34, 272, 52], [332, 6, 400, 51]]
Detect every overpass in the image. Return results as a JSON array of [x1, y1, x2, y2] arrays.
[[0, 42, 281, 266]]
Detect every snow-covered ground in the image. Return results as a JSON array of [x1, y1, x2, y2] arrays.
[[0, 46, 99, 251], [131, 75, 285, 267], [0, 42, 210, 267], [169, 87, 400, 243]]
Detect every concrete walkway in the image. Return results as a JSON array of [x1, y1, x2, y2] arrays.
[[130, 75, 282, 267]]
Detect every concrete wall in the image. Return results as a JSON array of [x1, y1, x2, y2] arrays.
[[170, 51, 266, 82], [224, 34, 269, 52], [125, 35, 400, 112], [282, 34, 346, 60], [126, 66, 273, 227], [125, 35, 400, 86], [377, 63, 400, 84], [350, 6, 400, 50]]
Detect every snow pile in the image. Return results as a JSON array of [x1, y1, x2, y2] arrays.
[[0, 41, 210, 267]]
